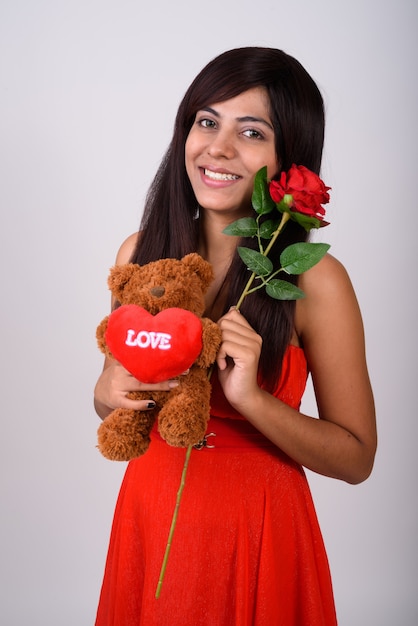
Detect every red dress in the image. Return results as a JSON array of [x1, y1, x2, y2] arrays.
[[95, 346, 337, 625]]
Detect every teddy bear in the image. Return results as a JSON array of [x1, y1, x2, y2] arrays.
[[96, 253, 222, 461]]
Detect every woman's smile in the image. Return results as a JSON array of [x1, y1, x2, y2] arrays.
[[202, 167, 241, 182]]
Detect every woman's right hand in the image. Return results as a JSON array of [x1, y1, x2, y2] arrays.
[[94, 358, 179, 420]]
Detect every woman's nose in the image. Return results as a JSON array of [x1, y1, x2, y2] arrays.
[[207, 131, 236, 159]]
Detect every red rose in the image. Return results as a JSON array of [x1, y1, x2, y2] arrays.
[[269, 164, 330, 221]]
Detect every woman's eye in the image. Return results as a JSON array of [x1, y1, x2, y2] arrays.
[[243, 128, 263, 140], [199, 118, 216, 129]]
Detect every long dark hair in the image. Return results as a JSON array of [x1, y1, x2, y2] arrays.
[[130, 47, 325, 390]]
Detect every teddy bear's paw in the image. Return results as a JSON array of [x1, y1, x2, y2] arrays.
[[159, 424, 207, 448], [196, 321, 222, 367], [97, 408, 155, 461], [158, 409, 208, 448], [96, 316, 112, 357]]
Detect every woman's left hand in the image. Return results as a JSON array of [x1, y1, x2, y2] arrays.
[[216, 308, 263, 410]]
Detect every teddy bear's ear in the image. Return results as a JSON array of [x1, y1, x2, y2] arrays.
[[181, 253, 214, 290], [107, 263, 139, 297]]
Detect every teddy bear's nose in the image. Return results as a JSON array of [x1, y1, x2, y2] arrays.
[[150, 286, 165, 298]]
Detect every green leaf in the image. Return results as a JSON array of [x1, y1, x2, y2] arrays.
[[280, 242, 330, 275], [265, 279, 306, 300], [223, 217, 258, 237], [258, 219, 280, 239], [288, 210, 322, 232], [252, 167, 276, 215], [237, 247, 273, 276]]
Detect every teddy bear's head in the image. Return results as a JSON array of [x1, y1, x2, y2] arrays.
[[108, 253, 214, 315]]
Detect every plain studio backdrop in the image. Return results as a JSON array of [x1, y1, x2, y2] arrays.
[[0, 0, 416, 624]]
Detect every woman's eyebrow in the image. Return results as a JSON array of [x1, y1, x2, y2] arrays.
[[201, 106, 220, 117], [237, 115, 274, 131], [200, 106, 273, 131]]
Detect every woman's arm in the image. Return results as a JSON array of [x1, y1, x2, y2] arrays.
[[216, 254, 377, 484]]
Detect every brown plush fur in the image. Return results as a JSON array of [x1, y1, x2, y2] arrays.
[[96, 253, 222, 461]]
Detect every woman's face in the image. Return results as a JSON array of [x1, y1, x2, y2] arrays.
[[185, 87, 279, 218]]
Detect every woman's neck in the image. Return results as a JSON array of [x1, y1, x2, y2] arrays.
[[197, 210, 239, 266], [198, 212, 238, 320]]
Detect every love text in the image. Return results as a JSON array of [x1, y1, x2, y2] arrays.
[[125, 329, 172, 350]]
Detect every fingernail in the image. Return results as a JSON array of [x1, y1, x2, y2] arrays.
[[168, 380, 179, 389], [147, 401, 156, 409]]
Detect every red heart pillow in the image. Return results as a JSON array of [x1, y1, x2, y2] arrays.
[[105, 305, 203, 383]]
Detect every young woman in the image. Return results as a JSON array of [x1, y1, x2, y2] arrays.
[[94, 47, 376, 625]]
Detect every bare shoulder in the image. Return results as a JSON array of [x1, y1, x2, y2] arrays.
[[299, 252, 353, 299], [115, 232, 140, 265], [295, 252, 364, 350]]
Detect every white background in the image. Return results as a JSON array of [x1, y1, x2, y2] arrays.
[[0, 0, 416, 624]]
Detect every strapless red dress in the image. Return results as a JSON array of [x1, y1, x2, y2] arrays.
[[95, 346, 337, 625]]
